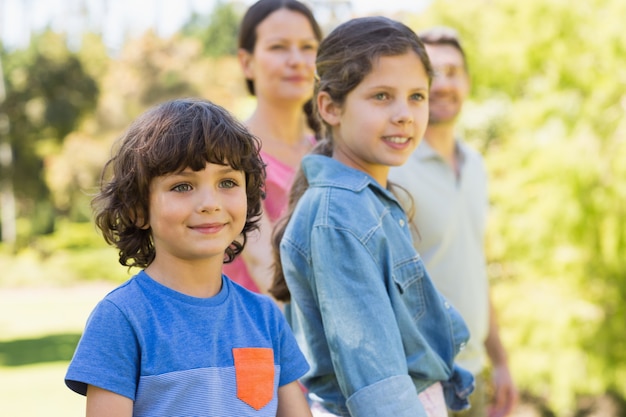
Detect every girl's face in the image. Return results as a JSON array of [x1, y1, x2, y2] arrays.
[[239, 8, 319, 105], [318, 51, 430, 186], [146, 163, 247, 265]]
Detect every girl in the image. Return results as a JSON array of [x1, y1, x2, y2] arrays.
[[271, 17, 474, 417], [223, 0, 322, 294], [65, 99, 312, 417]]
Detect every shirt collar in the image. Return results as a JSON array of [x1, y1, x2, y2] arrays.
[[414, 138, 468, 166], [302, 154, 394, 198], [413, 139, 440, 161]]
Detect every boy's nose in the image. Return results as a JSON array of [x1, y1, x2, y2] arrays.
[[198, 189, 221, 213]]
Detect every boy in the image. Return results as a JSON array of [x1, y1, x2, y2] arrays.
[[65, 98, 311, 416]]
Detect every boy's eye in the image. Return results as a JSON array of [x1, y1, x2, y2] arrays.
[[220, 179, 238, 189], [374, 92, 389, 100], [172, 183, 192, 192]]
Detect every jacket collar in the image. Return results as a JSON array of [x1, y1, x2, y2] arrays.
[[302, 154, 395, 199]]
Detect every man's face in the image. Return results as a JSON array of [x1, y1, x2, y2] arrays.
[[425, 43, 470, 125]]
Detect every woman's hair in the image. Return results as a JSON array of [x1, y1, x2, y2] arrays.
[[269, 16, 434, 301], [93, 98, 266, 269], [238, 0, 323, 136]]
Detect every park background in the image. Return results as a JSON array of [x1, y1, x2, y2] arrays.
[[1, 0, 625, 415]]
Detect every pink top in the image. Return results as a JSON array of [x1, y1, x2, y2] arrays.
[[224, 139, 314, 292]]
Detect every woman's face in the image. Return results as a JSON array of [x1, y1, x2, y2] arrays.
[[239, 8, 319, 105]]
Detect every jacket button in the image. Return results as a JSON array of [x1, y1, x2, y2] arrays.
[[399, 219, 405, 227]]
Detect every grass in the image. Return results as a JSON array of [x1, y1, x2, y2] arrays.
[[0, 283, 117, 416], [0, 223, 137, 416], [0, 363, 86, 415]]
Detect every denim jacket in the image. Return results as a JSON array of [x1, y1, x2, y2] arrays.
[[281, 155, 474, 417]]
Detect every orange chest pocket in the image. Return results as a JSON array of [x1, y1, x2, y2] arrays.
[[232, 347, 275, 410]]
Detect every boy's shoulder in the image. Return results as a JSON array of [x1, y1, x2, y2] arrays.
[[100, 275, 142, 303], [226, 278, 282, 314], [228, 278, 271, 301]]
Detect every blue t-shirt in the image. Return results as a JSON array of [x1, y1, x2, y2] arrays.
[[65, 271, 309, 416]]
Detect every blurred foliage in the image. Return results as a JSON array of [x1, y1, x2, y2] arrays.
[[181, 1, 242, 57], [0, 30, 98, 235], [1, 21, 249, 244], [409, 0, 626, 413], [0, 220, 132, 286], [0, 0, 624, 414]]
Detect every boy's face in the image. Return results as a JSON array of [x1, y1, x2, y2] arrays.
[[146, 162, 247, 264]]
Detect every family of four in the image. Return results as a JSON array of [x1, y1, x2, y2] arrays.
[[65, 1, 516, 416]]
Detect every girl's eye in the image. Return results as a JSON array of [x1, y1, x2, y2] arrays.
[[374, 92, 389, 100], [220, 179, 238, 189], [172, 183, 192, 192], [411, 92, 426, 101]]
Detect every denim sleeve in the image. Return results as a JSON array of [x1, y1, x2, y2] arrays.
[[310, 226, 422, 416], [347, 375, 426, 417]]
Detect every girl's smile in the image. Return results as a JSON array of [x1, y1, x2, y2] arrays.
[[319, 50, 430, 186]]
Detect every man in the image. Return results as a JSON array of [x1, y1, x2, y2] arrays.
[[389, 26, 517, 417]]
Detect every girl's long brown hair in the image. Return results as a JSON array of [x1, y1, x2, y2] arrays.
[[269, 17, 434, 301]]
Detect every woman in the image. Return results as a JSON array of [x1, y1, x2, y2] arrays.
[[223, 0, 323, 294]]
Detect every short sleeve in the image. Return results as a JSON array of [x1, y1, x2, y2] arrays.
[[65, 299, 140, 400]]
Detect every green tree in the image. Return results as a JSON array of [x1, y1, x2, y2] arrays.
[[181, 1, 242, 57], [408, 0, 626, 412], [0, 30, 98, 239]]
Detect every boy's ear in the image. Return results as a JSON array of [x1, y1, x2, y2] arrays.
[[317, 91, 341, 126], [238, 48, 254, 80], [133, 208, 150, 230]]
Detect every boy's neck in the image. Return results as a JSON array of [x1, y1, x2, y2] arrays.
[[145, 257, 224, 298]]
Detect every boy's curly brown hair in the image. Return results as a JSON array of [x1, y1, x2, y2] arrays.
[[93, 98, 266, 268]]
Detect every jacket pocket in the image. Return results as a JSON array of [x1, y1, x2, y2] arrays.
[[233, 347, 275, 410], [392, 257, 426, 321]]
